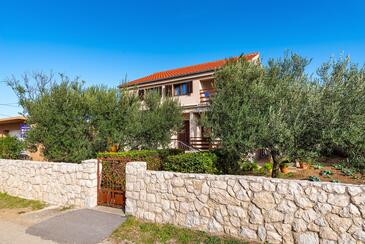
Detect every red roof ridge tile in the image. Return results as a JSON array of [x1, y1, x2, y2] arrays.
[[121, 52, 259, 87]]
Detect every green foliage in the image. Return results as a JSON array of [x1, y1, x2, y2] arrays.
[[312, 163, 324, 169], [280, 162, 289, 168], [0, 192, 46, 210], [163, 152, 218, 174], [157, 148, 184, 162], [7, 73, 182, 162], [97, 149, 184, 170], [307, 176, 321, 182], [259, 163, 272, 175], [332, 163, 345, 170], [0, 137, 24, 159], [205, 53, 365, 176], [98, 150, 159, 170], [316, 57, 365, 170], [209, 149, 241, 174], [342, 168, 355, 176], [332, 160, 360, 176], [320, 170, 333, 176], [132, 92, 183, 149], [205, 53, 319, 177], [111, 216, 245, 244], [240, 161, 259, 172]]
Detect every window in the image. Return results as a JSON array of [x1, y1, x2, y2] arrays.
[[174, 81, 193, 96], [139, 87, 162, 100], [146, 86, 162, 96]]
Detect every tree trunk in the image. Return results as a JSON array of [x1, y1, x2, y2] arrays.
[[271, 150, 280, 178]]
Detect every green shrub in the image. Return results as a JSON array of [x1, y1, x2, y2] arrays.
[[307, 176, 321, 182], [163, 152, 218, 174], [209, 149, 241, 174], [320, 170, 333, 176], [157, 149, 184, 162], [97, 149, 184, 170], [240, 160, 259, 172], [98, 150, 162, 170], [0, 137, 24, 159], [259, 163, 273, 175], [313, 163, 324, 169]]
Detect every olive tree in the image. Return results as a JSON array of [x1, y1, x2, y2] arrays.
[[207, 54, 320, 177], [317, 57, 365, 170], [131, 92, 183, 149], [7, 72, 182, 162]]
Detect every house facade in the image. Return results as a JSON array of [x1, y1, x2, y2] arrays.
[[121, 52, 260, 150], [0, 116, 27, 138]]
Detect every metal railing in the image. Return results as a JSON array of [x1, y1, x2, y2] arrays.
[[171, 139, 200, 152]]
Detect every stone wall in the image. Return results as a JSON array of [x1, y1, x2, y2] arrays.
[[125, 161, 365, 244], [0, 159, 97, 208]]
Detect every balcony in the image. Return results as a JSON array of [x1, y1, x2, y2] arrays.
[[190, 137, 220, 151], [171, 137, 220, 151], [200, 88, 216, 104]]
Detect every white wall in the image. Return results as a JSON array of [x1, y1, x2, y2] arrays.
[[126, 161, 365, 244], [0, 159, 98, 208]]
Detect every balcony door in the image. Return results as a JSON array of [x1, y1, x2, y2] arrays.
[[177, 120, 190, 147]]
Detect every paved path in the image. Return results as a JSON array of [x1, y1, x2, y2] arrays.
[[26, 209, 126, 244], [0, 219, 55, 244]]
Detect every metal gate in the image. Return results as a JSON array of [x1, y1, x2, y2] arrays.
[[97, 157, 126, 208]]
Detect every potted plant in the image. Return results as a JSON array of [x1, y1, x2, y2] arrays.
[[299, 161, 309, 169], [279, 162, 289, 174], [109, 145, 118, 152]]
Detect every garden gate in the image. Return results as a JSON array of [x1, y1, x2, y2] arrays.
[[97, 157, 126, 208]]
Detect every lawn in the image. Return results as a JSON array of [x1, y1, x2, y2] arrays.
[[110, 217, 247, 244], [0, 192, 46, 210]]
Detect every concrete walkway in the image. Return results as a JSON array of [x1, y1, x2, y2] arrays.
[[0, 219, 55, 244], [26, 208, 126, 244]]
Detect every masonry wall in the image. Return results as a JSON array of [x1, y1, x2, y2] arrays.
[[0, 159, 97, 208], [125, 161, 365, 244]]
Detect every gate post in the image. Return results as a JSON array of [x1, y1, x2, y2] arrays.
[[125, 161, 147, 215]]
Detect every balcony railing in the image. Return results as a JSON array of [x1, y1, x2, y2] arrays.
[[190, 137, 220, 150], [200, 88, 216, 104]]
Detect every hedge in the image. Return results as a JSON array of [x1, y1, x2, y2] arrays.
[[97, 149, 183, 170], [163, 152, 219, 174], [0, 137, 24, 159]]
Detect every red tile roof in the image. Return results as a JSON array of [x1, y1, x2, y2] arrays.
[[122, 52, 259, 87]]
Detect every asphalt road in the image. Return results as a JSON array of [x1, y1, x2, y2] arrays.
[[26, 209, 126, 244]]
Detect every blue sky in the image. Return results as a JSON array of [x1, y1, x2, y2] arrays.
[[1, 0, 365, 118]]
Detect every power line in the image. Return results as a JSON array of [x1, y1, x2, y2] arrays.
[[0, 104, 20, 108]]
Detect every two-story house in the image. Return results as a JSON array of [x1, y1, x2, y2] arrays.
[[120, 52, 260, 150]]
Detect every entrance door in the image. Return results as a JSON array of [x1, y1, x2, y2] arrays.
[[177, 120, 190, 147]]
